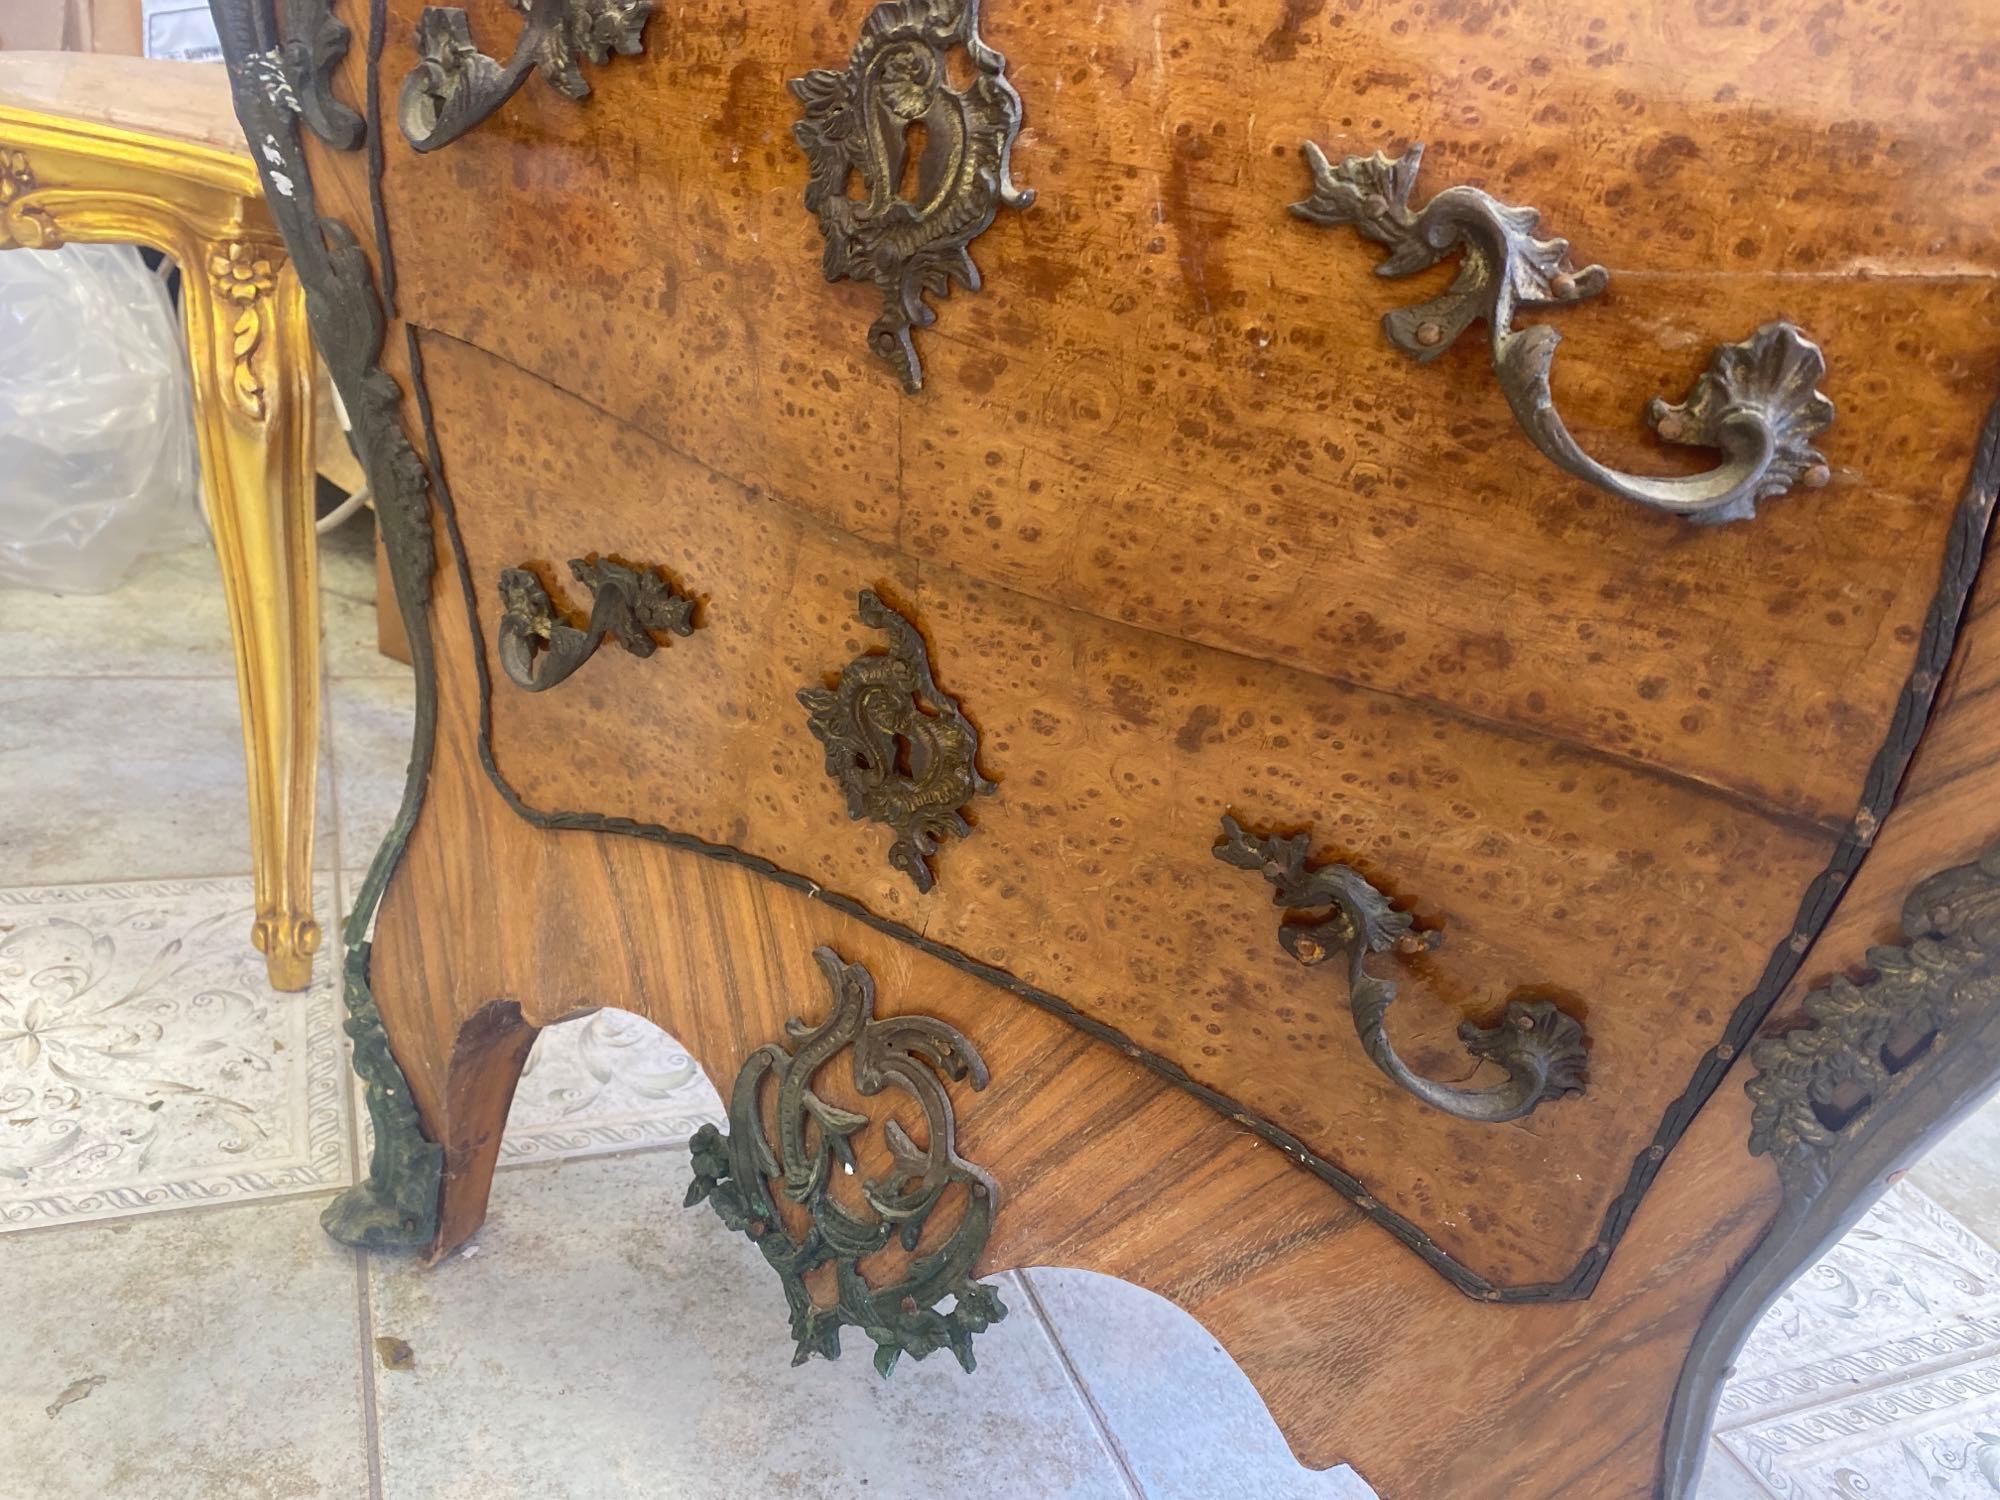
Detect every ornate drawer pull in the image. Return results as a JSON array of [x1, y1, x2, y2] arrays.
[[1291, 143, 1835, 526], [686, 947, 1007, 1375], [398, 0, 654, 153], [495, 557, 695, 692], [1215, 816, 1587, 1123]]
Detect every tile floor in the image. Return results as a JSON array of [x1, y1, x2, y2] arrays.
[[3, 522, 1999, 1499]]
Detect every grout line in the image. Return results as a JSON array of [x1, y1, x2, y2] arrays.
[[0, 672, 288, 683], [491, 1130, 720, 1174], [354, 1246, 389, 1500], [0, 870, 339, 894], [0, 1184, 348, 1242], [1017, 1270, 1150, 1500]]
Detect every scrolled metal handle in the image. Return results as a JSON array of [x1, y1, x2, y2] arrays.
[[398, 0, 653, 153], [496, 556, 695, 692], [1291, 141, 1835, 526], [1214, 815, 1587, 1124]]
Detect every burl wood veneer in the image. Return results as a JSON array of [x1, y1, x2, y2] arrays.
[[211, 0, 2000, 1491]]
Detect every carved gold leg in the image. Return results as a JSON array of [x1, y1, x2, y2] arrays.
[[183, 243, 323, 990], [0, 111, 325, 989]]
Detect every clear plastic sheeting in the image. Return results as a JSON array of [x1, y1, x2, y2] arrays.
[[0, 243, 202, 593]]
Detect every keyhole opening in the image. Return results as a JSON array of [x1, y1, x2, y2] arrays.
[[898, 121, 930, 204]]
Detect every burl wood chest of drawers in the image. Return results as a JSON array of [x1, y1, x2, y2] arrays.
[[210, 0, 2000, 1490]]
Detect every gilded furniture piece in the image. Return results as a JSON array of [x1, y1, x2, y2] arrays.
[[0, 53, 322, 991], [211, 0, 2000, 1489]]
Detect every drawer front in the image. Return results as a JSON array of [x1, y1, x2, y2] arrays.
[[368, 0, 2000, 832], [421, 331, 1845, 1290]]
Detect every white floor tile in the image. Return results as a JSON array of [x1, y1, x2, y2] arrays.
[[366, 1150, 1137, 1500], [0, 674, 333, 884], [0, 542, 236, 679], [0, 1193, 371, 1500], [320, 518, 412, 682], [0, 877, 350, 1231], [1023, 1267, 1378, 1500], [1912, 1086, 2000, 1250], [327, 673, 416, 871]]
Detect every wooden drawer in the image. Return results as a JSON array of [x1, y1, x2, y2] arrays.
[[211, 0, 2000, 1482], [425, 329, 1845, 1291], [370, 0, 2000, 830]]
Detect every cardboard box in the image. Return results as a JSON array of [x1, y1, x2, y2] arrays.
[[0, 0, 147, 55]]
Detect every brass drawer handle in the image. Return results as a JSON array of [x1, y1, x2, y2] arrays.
[[398, 0, 654, 153], [495, 557, 695, 692], [1216, 816, 1588, 1124], [1292, 142, 1835, 526]]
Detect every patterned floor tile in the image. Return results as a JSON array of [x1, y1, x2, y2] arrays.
[[500, 1008, 723, 1164], [1707, 1183, 2000, 1497], [345, 981, 724, 1168], [0, 877, 350, 1230]]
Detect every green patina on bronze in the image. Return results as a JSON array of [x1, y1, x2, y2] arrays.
[[799, 590, 995, 895], [321, 943, 445, 1249], [1292, 141, 1834, 525], [686, 948, 1007, 1375], [495, 556, 698, 693], [1747, 842, 2000, 1191], [1662, 841, 2000, 1496], [216, 0, 447, 1252]]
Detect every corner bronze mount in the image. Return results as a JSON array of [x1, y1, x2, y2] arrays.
[[1662, 842, 2000, 1495], [1215, 815, 1588, 1124], [495, 557, 696, 693], [398, 0, 654, 152], [790, 0, 1034, 392], [685, 948, 1008, 1375], [1292, 142, 1836, 525], [800, 589, 995, 893], [1746, 842, 2000, 1197], [260, 0, 365, 149]]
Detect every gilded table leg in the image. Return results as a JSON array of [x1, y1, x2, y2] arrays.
[[184, 242, 323, 990]]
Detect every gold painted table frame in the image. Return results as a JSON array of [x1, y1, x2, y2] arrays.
[[0, 56, 321, 989]]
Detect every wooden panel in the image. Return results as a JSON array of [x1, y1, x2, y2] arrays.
[[420, 329, 1840, 1286], [368, 0, 2000, 825], [262, 0, 2000, 1488], [354, 392, 2000, 1495], [354, 437, 1789, 1492]]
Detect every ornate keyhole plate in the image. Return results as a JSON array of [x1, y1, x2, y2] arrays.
[[799, 589, 994, 893], [790, 0, 1034, 392]]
